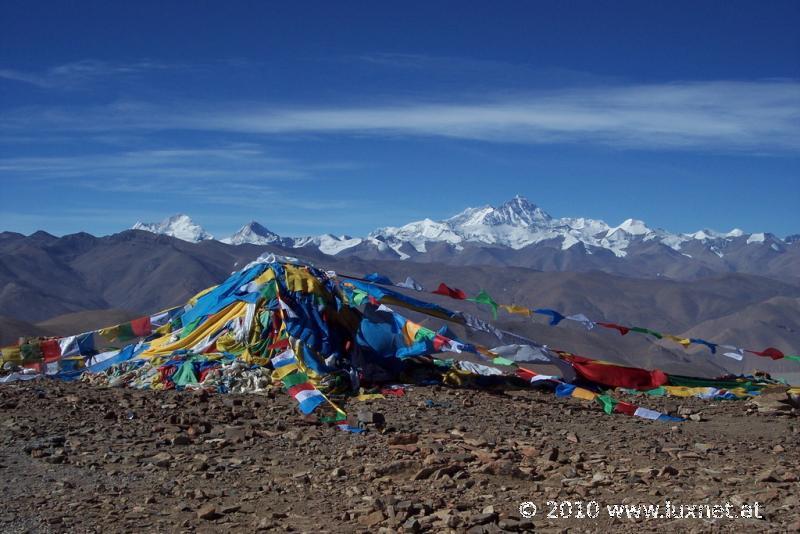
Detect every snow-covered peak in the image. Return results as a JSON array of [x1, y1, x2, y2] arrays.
[[447, 196, 552, 228], [223, 221, 280, 245], [688, 228, 744, 241], [370, 218, 462, 252], [746, 232, 766, 244], [292, 234, 363, 255], [607, 218, 652, 237], [485, 196, 552, 226], [373, 197, 600, 251], [132, 214, 214, 242]]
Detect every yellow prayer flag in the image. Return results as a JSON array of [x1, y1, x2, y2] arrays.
[[571, 387, 598, 401], [285, 264, 325, 295], [501, 304, 532, 316], [665, 334, 692, 348]]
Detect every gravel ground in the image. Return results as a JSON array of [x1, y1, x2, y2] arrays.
[[0, 381, 797, 533]]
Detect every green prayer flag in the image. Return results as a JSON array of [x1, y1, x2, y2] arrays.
[[595, 394, 617, 414], [172, 361, 198, 386], [468, 290, 499, 319], [116, 322, 137, 342], [353, 290, 368, 305], [668, 374, 757, 390], [181, 317, 203, 338], [492, 356, 515, 366], [414, 327, 437, 342], [320, 412, 347, 423], [282, 372, 309, 388], [785, 355, 800, 362], [630, 327, 662, 339], [260, 280, 277, 301]]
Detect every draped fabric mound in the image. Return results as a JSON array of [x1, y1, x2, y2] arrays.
[[0, 259, 790, 427]]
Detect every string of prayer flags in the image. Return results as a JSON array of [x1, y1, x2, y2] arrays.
[[516, 367, 683, 422], [339, 272, 797, 363]]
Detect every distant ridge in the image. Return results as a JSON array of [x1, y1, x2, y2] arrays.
[[125, 197, 799, 282]]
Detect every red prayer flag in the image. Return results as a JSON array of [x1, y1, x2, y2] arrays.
[[564, 353, 668, 390], [267, 338, 290, 351], [432, 334, 451, 352], [747, 347, 785, 360], [432, 283, 467, 300], [613, 402, 638, 416], [131, 316, 152, 337], [40, 339, 61, 363], [287, 382, 315, 397], [597, 322, 630, 336]]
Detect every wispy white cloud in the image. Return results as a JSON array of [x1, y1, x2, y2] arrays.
[[0, 144, 304, 181], [2, 81, 797, 152], [0, 143, 360, 218], [0, 59, 174, 89]]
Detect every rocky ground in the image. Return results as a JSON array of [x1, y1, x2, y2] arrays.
[[0, 380, 797, 533]]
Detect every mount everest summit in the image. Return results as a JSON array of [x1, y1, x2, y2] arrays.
[[131, 196, 798, 281]]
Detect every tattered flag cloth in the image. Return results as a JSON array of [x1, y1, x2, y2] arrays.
[[561, 353, 669, 390]]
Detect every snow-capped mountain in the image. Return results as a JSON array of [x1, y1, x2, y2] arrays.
[[368, 196, 765, 259], [222, 222, 280, 245], [129, 198, 799, 281], [289, 234, 368, 256], [132, 214, 214, 243]]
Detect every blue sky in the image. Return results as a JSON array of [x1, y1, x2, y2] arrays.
[[0, 0, 798, 239]]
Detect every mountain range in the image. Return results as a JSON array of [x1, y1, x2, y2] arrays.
[[131, 196, 800, 282]]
